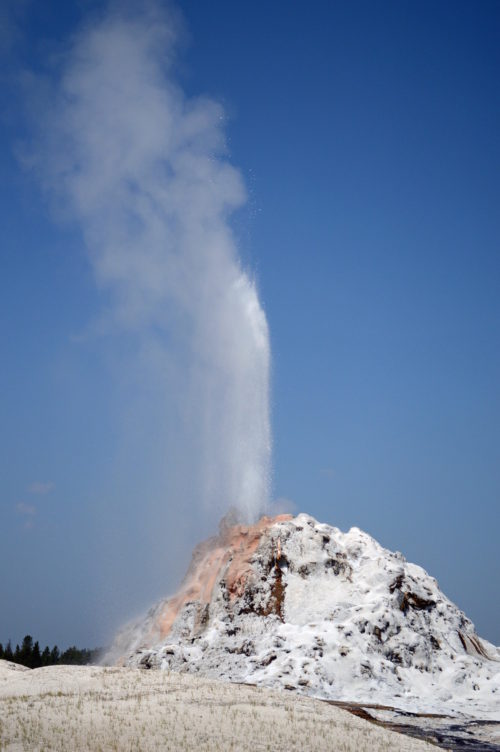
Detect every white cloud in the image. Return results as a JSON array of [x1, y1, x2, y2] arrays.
[[28, 481, 54, 495], [16, 501, 36, 515], [16, 501, 37, 529], [16, 500, 36, 526]]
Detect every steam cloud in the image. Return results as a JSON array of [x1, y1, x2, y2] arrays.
[[32, 5, 271, 523]]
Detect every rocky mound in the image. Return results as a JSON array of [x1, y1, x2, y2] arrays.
[[107, 513, 500, 718]]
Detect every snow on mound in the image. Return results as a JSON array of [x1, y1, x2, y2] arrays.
[[108, 513, 500, 719]]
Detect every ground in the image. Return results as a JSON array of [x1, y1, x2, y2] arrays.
[[0, 661, 433, 751]]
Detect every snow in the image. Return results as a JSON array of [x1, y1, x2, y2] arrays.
[[109, 513, 500, 721]]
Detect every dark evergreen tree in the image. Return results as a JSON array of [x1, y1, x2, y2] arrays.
[[20, 635, 33, 666], [88, 647, 103, 664], [1, 637, 102, 667], [59, 646, 91, 664], [31, 641, 42, 668]]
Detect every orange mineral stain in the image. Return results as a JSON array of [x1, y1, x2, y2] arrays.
[[155, 514, 292, 639]]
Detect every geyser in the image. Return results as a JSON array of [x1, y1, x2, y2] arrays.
[[30, 5, 271, 522]]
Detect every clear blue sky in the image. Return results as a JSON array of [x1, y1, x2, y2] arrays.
[[1, 0, 499, 649]]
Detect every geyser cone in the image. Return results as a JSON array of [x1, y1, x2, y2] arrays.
[[107, 513, 500, 720], [110, 513, 291, 655]]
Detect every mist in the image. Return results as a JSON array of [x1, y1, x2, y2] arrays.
[[25, 3, 271, 639]]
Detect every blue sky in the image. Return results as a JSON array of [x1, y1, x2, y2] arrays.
[[1, 0, 499, 649]]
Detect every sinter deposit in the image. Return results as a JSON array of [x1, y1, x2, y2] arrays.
[[0, 661, 435, 752], [107, 513, 500, 719]]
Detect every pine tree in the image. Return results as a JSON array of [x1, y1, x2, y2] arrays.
[[60, 646, 84, 664], [20, 635, 33, 667], [4, 641, 13, 662], [32, 641, 42, 669], [1, 637, 100, 667]]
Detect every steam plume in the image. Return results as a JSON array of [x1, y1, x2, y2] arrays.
[[31, 5, 271, 522]]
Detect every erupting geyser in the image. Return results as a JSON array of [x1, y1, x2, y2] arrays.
[[30, 4, 271, 522]]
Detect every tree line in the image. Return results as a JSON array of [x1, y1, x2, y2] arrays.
[[0, 635, 102, 668]]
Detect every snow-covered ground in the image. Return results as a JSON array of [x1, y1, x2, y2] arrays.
[[109, 514, 500, 722], [0, 660, 434, 751]]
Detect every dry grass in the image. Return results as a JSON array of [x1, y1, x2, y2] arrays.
[[0, 662, 434, 751]]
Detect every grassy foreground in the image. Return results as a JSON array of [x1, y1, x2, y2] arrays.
[[0, 661, 433, 751]]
